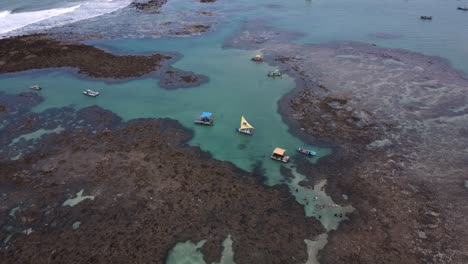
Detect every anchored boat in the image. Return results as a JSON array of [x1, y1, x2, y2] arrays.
[[420, 16, 432, 20], [251, 54, 263, 62], [271, 147, 290, 163], [236, 115, 254, 135], [83, 89, 99, 97], [297, 147, 317, 156], [194, 112, 214, 126], [267, 70, 282, 78], [458, 7, 468, 11], [30, 85, 42, 91]]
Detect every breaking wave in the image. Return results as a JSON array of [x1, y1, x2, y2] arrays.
[[0, 0, 132, 37]]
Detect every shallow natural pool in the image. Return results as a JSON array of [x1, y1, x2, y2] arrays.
[[0, 27, 346, 263]]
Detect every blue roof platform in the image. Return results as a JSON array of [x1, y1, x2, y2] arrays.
[[200, 112, 212, 118]]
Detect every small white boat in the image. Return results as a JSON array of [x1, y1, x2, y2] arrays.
[[267, 70, 282, 78], [83, 89, 99, 97], [236, 115, 254, 135], [420, 15, 432, 20], [30, 85, 42, 91]]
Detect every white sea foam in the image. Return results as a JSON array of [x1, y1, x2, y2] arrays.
[[0, 0, 132, 37], [0, 11, 10, 19], [0, 5, 81, 34]]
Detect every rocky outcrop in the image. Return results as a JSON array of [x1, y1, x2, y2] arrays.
[[0, 35, 208, 88]]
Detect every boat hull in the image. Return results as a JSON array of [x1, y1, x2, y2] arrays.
[[267, 72, 282, 77], [194, 120, 213, 126], [297, 148, 317, 156], [30, 85, 42, 91], [83, 90, 99, 97], [270, 155, 290, 163], [83, 93, 99, 97], [236, 128, 253, 135]]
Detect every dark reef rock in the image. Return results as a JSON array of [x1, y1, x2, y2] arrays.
[[0, 92, 121, 160], [0, 34, 208, 89], [287, 91, 383, 145], [169, 24, 211, 36], [131, 0, 168, 13], [0, 35, 167, 79], [223, 20, 304, 50], [0, 98, 324, 263]]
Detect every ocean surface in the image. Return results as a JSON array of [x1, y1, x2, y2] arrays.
[[0, 0, 132, 36], [1, 0, 468, 263]]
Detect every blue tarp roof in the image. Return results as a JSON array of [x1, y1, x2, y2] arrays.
[[200, 112, 212, 118]]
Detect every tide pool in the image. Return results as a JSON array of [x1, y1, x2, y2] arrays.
[[0, 27, 344, 262], [0, 32, 330, 184], [166, 236, 235, 264]]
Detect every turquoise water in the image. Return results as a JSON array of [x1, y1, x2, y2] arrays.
[[166, 240, 208, 264], [1, 19, 331, 184], [166, 236, 235, 264], [0, 39, 327, 184], [2, 0, 468, 262], [268, 0, 468, 73]]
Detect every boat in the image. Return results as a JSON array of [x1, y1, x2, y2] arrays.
[[458, 7, 468, 10], [267, 70, 282, 78], [194, 112, 214, 126], [236, 115, 254, 135], [30, 85, 42, 91], [420, 16, 432, 20], [83, 89, 99, 97], [297, 147, 317, 156], [251, 54, 263, 62], [271, 147, 290, 163]]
